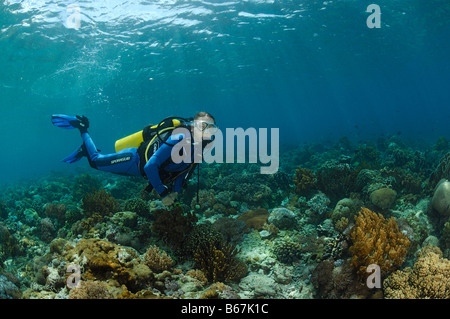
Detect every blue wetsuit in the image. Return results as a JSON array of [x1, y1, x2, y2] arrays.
[[82, 132, 194, 197]]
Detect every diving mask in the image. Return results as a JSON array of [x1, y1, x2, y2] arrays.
[[195, 120, 218, 134]]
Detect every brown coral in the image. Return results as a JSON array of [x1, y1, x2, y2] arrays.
[[63, 238, 153, 292], [68, 280, 114, 299], [194, 240, 247, 283], [152, 206, 197, 251], [81, 188, 119, 217], [349, 207, 410, 278], [237, 208, 269, 230], [144, 245, 174, 273], [383, 245, 450, 299], [293, 166, 317, 196]]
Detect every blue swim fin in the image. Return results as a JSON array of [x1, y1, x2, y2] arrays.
[[51, 114, 78, 129], [62, 145, 86, 163]]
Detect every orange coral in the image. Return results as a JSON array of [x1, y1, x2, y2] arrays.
[[349, 207, 410, 278]]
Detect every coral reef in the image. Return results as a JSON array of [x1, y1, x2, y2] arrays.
[[0, 133, 448, 300], [383, 245, 450, 299], [349, 207, 410, 278]]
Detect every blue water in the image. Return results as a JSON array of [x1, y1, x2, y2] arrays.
[[1, 0, 450, 184]]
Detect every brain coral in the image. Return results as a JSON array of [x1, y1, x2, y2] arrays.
[[383, 245, 450, 299], [349, 207, 410, 278]]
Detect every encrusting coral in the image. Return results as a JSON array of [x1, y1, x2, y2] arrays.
[[349, 207, 410, 278], [383, 245, 450, 299]]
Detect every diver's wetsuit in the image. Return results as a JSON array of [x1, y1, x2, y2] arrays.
[[81, 132, 194, 196]]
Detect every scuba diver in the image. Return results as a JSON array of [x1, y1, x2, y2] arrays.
[[51, 112, 217, 207]]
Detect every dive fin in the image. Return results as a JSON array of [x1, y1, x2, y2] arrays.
[[62, 145, 86, 163], [51, 114, 78, 129]]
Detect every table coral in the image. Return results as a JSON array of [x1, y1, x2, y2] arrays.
[[383, 245, 450, 299], [349, 207, 410, 278]]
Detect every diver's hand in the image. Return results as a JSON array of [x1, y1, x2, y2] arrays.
[[162, 192, 178, 207]]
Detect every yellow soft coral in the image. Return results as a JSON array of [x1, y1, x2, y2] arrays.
[[349, 207, 410, 278], [383, 245, 450, 299]]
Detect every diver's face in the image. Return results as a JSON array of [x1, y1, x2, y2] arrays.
[[193, 116, 217, 141]]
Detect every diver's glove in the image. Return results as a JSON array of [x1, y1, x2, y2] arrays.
[[162, 192, 178, 207], [70, 115, 89, 134]]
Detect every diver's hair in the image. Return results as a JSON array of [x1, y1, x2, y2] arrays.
[[194, 111, 215, 123]]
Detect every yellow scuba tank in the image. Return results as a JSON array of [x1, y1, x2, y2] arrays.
[[115, 131, 144, 152], [115, 119, 183, 153]]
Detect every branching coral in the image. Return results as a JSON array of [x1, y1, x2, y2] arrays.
[[144, 245, 174, 273], [383, 245, 450, 299], [349, 207, 410, 278], [193, 236, 247, 283]]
